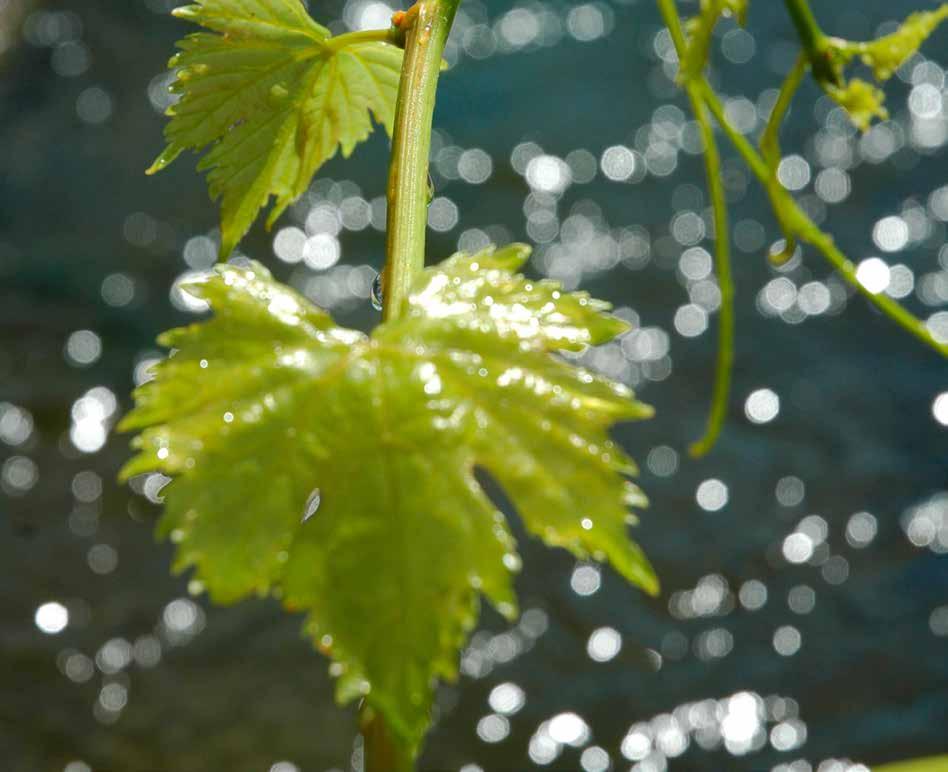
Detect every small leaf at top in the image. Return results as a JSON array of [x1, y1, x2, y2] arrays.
[[150, 0, 403, 257], [119, 245, 656, 758]]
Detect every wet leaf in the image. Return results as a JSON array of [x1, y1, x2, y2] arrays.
[[119, 245, 656, 758], [149, 0, 402, 256]]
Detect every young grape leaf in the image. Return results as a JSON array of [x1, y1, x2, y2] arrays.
[[149, 0, 403, 257], [119, 245, 656, 757], [680, 0, 748, 81]]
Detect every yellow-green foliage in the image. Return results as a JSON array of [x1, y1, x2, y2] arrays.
[[120, 246, 656, 758], [149, 0, 403, 256]]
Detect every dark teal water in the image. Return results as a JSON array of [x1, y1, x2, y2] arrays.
[[2, 1, 947, 770]]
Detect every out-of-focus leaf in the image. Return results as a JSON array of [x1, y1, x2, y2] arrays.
[[858, 5, 948, 81], [874, 756, 948, 772], [819, 4, 947, 130], [825, 78, 888, 131], [149, 0, 402, 257], [681, 0, 748, 80], [119, 245, 655, 758]]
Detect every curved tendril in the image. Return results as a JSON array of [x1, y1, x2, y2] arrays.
[[688, 94, 734, 459], [760, 53, 807, 264], [760, 53, 806, 167]]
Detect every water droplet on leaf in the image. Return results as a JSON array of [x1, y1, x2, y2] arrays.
[[371, 273, 384, 311], [497, 601, 517, 619], [302, 488, 321, 523], [502, 552, 522, 572]]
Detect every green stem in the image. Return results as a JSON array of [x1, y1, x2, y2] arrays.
[[760, 52, 807, 167], [326, 27, 399, 52], [382, 0, 460, 321], [361, 708, 413, 772], [759, 52, 806, 263], [688, 92, 734, 459], [782, 0, 838, 85], [363, 1, 461, 762], [658, 0, 948, 359]]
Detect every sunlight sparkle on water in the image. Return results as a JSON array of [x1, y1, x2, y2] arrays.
[[35, 602, 69, 634], [488, 682, 525, 715], [745, 388, 780, 424], [934, 392, 948, 426], [587, 627, 622, 662], [855, 257, 891, 294], [696, 479, 728, 512]]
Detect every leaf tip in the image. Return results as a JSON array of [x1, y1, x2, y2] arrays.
[[147, 145, 182, 176], [643, 574, 661, 597], [171, 5, 199, 21]]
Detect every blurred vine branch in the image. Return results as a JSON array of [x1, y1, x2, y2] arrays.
[[662, 0, 948, 457]]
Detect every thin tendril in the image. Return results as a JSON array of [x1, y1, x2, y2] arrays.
[[761, 52, 807, 167], [688, 93, 734, 459]]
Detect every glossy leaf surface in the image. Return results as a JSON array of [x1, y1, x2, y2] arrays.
[[120, 245, 656, 756], [149, 0, 402, 256]]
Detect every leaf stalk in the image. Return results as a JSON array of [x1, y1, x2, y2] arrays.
[[325, 27, 401, 52], [362, 707, 413, 772]]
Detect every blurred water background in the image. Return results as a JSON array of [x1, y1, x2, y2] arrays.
[[1, 0, 947, 770]]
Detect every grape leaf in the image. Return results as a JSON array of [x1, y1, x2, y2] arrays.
[[680, 0, 748, 81], [119, 244, 656, 757], [148, 0, 403, 257]]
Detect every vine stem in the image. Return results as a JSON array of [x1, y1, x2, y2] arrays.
[[382, 0, 460, 321], [361, 706, 412, 772], [782, 0, 838, 85], [362, 0, 461, 766]]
